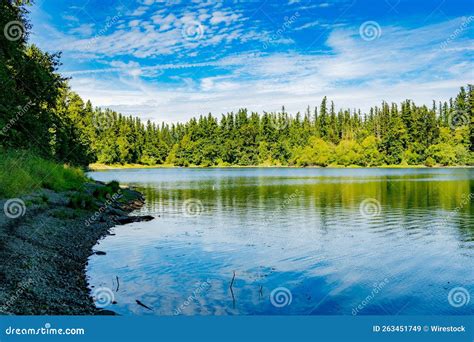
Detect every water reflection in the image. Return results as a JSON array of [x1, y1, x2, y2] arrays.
[[87, 168, 473, 315]]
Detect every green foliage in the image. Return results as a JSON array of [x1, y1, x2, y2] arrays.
[[292, 138, 334, 167], [73, 87, 471, 168], [424, 157, 436, 167], [335, 140, 361, 166], [0, 1, 88, 165], [140, 154, 157, 166], [0, 149, 87, 198], [106, 180, 121, 193], [360, 136, 383, 166], [427, 143, 457, 166], [0, 2, 472, 170]]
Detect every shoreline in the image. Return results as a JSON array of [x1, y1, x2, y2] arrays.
[[0, 182, 152, 315], [88, 163, 474, 171]]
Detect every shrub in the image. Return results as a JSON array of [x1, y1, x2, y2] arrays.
[[424, 157, 436, 167]]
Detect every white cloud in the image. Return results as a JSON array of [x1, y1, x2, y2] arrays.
[[62, 14, 79, 22], [34, 3, 256, 60], [64, 16, 472, 124], [109, 60, 144, 77], [29, 1, 472, 125], [209, 11, 241, 26], [129, 20, 141, 27], [132, 6, 148, 16], [69, 23, 95, 36], [294, 20, 320, 31], [152, 13, 177, 31]]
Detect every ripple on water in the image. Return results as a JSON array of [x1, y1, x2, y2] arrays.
[[87, 168, 474, 315]]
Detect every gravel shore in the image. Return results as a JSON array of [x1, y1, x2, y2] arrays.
[[0, 182, 152, 315]]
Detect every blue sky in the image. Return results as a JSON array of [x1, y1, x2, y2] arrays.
[[29, 0, 474, 123]]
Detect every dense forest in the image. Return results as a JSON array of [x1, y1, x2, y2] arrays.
[[1, 1, 473, 168], [54, 90, 474, 167]]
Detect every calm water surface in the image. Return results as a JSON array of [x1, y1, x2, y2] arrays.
[[87, 168, 473, 315]]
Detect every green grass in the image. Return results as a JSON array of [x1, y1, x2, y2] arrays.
[[0, 149, 88, 198]]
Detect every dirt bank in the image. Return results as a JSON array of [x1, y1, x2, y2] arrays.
[[0, 182, 153, 315]]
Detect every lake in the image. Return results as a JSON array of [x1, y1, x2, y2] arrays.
[[87, 168, 473, 315]]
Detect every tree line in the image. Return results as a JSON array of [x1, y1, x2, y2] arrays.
[[1, 1, 473, 168], [58, 88, 474, 167]]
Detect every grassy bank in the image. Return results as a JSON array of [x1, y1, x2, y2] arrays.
[[0, 150, 87, 198], [0, 149, 152, 314], [0, 180, 150, 314]]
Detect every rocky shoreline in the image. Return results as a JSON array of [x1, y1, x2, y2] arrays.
[[0, 182, 152, 315]]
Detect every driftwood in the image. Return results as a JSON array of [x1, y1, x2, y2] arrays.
[[136, 300, 153, 311], [229, 271, 236, 309], [114, 215, 154, 225]]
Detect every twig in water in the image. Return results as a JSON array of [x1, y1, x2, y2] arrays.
[[230, 271, 236, 289], [229, 271, 236, 309], [259, 285, 263, 298], [136, 300, 153, 311], [115, 276, 120, 292]]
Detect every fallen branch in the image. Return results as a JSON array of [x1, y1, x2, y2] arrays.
[[229, 271, 236, 289], [229, 271, 236, 309], [136, 300, 153, 311]]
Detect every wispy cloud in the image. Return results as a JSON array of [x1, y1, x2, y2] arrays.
[[28, 1, 473, 123], [69, 23, 95, 36]]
